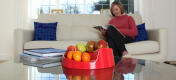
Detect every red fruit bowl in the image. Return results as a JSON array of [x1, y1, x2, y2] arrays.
[[62, 48, 115, 69]]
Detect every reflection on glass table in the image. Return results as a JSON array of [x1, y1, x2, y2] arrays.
[[113, 58, 140, 80], [1, 57, 176, 80], [27, 58, 142, 80]]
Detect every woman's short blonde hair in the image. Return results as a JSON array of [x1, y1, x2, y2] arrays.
[[110, 2, 125, 16]]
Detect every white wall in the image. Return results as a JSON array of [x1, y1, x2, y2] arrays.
[[0, 0, 16, 60], [139, 0, 176, 60], [0, 0, 28, 60]]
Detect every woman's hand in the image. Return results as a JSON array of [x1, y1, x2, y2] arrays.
[[99, 28, 106, 36], [99, 28, 107, 40]]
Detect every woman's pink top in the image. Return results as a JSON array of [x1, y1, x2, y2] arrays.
[[109, 15, 138, 39]]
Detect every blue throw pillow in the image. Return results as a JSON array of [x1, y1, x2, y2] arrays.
[[33, 22, 58, 41], [134, 23, 149, 42]]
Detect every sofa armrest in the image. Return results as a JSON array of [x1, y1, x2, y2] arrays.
[[15, 29, 34, 53], [146, 28, 168, 52], [23, 29, 34, 43], [146, 28, 168, 61], [125, 29, 168, 62], [146, 28, 167, 42]]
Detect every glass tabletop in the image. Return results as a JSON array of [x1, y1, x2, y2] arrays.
[[0, 58, 176, 80]]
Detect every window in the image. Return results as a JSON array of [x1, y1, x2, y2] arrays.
[[39, 0, 57, 14], [29, 0, 57, 19], [119, 0, 134, 13], [29, 0, 136, 18], [59, 0, 110, 14]]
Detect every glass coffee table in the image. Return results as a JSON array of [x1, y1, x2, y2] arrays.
[[0, 58, 176, 80]]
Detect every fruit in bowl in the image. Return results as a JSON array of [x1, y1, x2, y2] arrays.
[[97, 40, 108, 49], [67, 51, 74, 60], [67, 45, 77, 51], [65, 45, 77, 56], [76, 42, 86, 52], [73, 51, 82, 62], [86, 41, 96, 52], [82, 52, 91, 62]]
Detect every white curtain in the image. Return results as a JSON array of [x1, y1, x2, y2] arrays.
[[15, 0, 28, 29], [28, 0, 42, 19]]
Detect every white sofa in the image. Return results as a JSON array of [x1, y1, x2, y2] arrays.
[[17, 13, 168, 62]]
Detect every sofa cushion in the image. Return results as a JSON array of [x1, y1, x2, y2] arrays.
[[33, 22, 57, 40], [128, 12, 142, 25], [24, 40, 159, 55], [24, 41, 87, 50], [37, 14, 111, 41], [70, 26, 104, 41], [125, 40, 159, 55], [37, 14, 143, 41]]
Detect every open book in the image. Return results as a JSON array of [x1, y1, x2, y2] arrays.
[[93, 24, 126, 38], [93, 24, 113, 30]]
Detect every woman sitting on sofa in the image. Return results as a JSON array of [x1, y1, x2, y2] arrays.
[[99, 1, 138, 62]]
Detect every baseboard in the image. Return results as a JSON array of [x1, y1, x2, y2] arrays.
[[0, 54, 11, 60]]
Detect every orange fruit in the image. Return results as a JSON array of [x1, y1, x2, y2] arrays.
[[73, 51, 82, 62], [66, 75, 72, 80], [73, 76, 81, 80], [82, 76, 90, 80], [67, 51, 74, 60], [82, 52, 91, 62]]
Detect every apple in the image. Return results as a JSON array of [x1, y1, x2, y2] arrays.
[[66, 45, 77, 56], [76, 42, 86, 52], [86, 41, 96, 52], [97, 40, 108, 49], [67, 45, 77, 51]]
